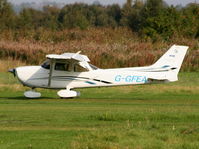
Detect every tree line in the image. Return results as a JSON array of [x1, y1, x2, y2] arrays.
[[0, 0, 199, 40]]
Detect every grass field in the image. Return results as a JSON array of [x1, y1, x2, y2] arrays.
[[0, 72, 198, 149]]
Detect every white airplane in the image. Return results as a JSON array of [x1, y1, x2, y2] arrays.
[[9, 45, 188, 98]]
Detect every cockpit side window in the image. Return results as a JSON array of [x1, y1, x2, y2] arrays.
[[55, 63, 70, 71], [41, 60, 50, 69], [42, 60, 96, 72]]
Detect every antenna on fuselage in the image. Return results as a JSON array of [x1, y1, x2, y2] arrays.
[[72, 51, 81, 59]]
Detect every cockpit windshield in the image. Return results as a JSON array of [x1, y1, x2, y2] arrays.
[[41, 60, 50, 69]]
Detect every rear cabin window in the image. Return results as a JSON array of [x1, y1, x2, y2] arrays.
[[89, 64, 98, 70], [74, 64, 88, 72]]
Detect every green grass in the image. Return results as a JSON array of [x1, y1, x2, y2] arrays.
[[0, 72, 198, 149]]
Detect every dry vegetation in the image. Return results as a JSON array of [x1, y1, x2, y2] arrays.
[[0, 28, 198, 71], [0, 59, 26, 72]]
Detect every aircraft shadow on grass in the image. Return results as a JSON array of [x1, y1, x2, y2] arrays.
[[0, 96, 57, 100], [0, 95, 147, 101]]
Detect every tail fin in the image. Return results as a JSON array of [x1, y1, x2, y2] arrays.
[[152, 45, 188, 81]]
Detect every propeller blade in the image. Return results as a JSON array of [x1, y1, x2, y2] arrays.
[[8, 68, 16, 77]]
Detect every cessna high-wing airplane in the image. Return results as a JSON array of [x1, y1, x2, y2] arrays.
[[9, 45, 188, 98]]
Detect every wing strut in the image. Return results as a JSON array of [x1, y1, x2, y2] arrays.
[[48, 59, 55, 88]]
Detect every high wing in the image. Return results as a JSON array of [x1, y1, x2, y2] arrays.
[[46, 51, 90, 63], [46, 51, 92, 87]]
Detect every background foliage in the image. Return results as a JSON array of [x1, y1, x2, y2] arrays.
[[0, 0, 198, 39]]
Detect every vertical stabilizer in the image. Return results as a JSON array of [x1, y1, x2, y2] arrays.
[[152, 45, 188, 81]]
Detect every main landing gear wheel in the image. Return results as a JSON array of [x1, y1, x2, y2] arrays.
[[57, 90, 80, 98], [24, 90, 41, 99]]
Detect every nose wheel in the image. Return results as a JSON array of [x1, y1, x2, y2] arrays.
[[24, 90, 41, 98]]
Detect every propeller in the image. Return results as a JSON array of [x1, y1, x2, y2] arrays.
[[8, 68, 16, 77]]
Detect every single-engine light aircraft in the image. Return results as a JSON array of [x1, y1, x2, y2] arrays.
[[9, 45, 188, 98]]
